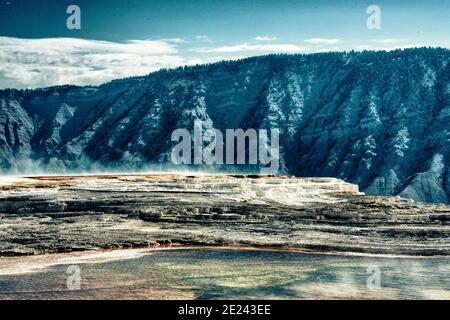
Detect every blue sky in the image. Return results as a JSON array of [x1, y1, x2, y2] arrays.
[[0, 0, 449, 88]]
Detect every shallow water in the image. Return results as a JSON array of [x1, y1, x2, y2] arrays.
[[0, 248, 449, 300]]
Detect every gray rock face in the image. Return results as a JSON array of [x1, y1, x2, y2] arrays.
[[0, 174, 449, 256], [1, 48, 450, 203], [400, 154, 449, 203]]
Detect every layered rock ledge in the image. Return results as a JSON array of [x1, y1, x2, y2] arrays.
[[0, 174, 449, 256]]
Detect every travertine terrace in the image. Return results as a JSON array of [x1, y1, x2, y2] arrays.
[[0, 174, 449, 256]]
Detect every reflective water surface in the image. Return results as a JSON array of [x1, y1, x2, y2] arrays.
[[0, 248, 449, 300]]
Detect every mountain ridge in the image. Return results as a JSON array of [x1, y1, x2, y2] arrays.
[[1, 47, 450, 203]]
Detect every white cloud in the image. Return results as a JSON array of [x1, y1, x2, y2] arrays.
[[313, 47, 342, 53], [304, 38, 342, 45], [193, 43, 308, 53], [371, 38, 402, 44], [162, 38, 186, 43], [254, 36, 278, 42], [357, 39, 421, 52], [356, 45, 373, 50], [356, 43, 423, 51], [0, 37, 194, 89], [195, 35, 212, 43]]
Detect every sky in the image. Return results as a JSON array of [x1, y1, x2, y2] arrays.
[[0, 0, 449, 89]]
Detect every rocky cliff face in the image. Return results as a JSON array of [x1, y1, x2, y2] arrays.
[[1, 48, 450, 203]]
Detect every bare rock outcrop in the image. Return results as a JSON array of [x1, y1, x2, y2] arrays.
[[0, 174, 449, 256]]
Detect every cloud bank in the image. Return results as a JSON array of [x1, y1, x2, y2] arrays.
[[254, 36, 278, 41], [194, 43, 308, 53], [304, 38, 342, 45], [0, 37, 191, 89]]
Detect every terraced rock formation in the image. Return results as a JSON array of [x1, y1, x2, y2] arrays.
[[0, 174, 449, 256]]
